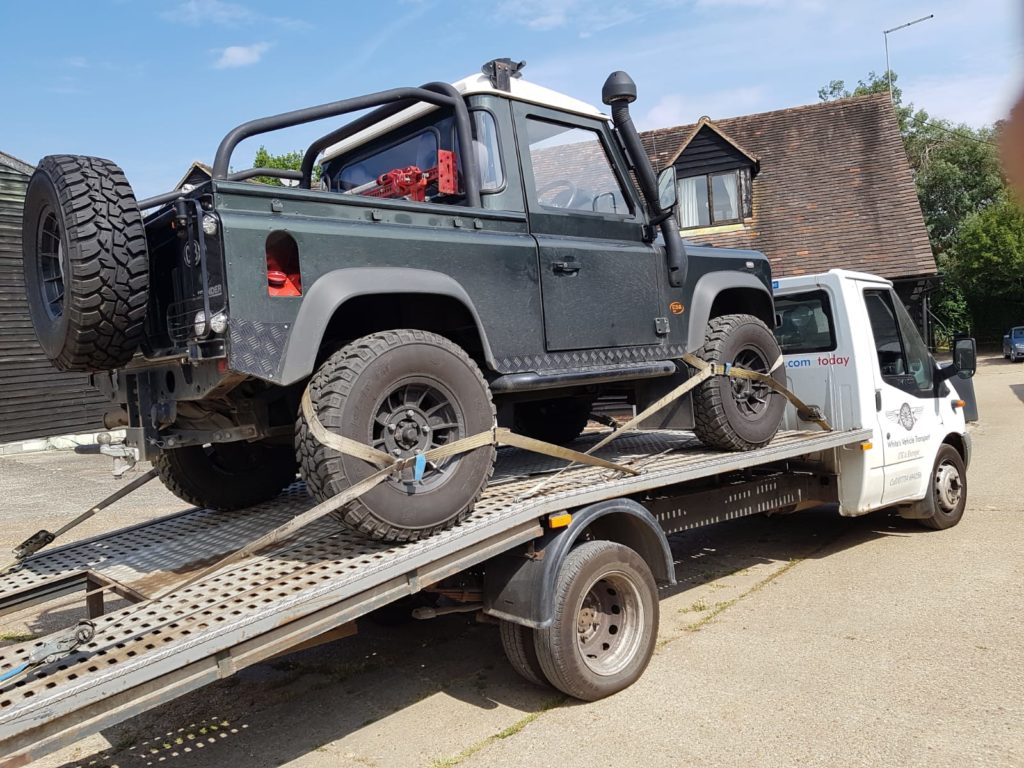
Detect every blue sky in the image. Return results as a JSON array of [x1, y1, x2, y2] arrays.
[[2, 0, 1020, 199]]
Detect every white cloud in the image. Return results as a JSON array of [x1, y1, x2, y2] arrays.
[[639, 86, 768, 129], [213, 42, 271, 69]]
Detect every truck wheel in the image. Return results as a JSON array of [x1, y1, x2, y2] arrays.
[[21, 155, 149, 372], [918, 444, 967, 530], [692, 313, 786, 451], [154, 441, 298, 511], [533, 541, 658, 701], [296, 330, 496, 542], [513, 398, 592, 445], [499, 620, 550, 688]]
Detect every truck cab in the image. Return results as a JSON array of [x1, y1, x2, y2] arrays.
[[774, 269, 976, 520]]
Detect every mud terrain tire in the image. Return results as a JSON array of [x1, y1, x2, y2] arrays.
[[296, 330, 496, 542], [22, 155, 149, 372]]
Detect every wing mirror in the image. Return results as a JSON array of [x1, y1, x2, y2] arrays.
[[656, 166, 677, 211], [952, 336, 977, 378]]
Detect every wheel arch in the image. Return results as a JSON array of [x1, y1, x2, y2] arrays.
[[277, 268, 496, 385], [941, 431, 970, 469], [687, 272, 775, 351], [482, 498, 674, 629]]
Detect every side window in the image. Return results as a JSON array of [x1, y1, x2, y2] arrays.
[[472, 110, 504, 192], [774, 290, 836, 353], [337, 129, 440, 192], [864, 289, 933, 395], [524, 118, 632, 215]]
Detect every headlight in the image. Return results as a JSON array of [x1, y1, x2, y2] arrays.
[[202, 214, 218, 236], [194, 310, 207, 337]]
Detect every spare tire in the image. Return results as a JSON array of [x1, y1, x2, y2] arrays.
[[22, 155, 149, 372]]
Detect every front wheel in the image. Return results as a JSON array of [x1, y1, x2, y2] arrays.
[[692, 313, 787, 451], [532, 541, 658, 701], [296, 330, 496, 542], [917, 444, 967, 530]]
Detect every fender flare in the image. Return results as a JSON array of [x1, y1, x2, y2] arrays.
[[276, 267, 495, 385], [686, 271, 775, 351], [482, 498, 675, 629]]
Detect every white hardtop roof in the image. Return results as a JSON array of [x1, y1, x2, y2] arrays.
[[321, 72, 608, 163], [774, 269, 893, 292]]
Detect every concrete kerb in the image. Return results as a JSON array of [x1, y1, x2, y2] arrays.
[[0, 430, 126, 456]]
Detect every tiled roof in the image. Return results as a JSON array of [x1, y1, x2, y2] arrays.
[[0, 151, 34, 176], [641, 94, 936, 280]]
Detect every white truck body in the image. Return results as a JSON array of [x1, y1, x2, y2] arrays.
[[774, 269, 971, 516]]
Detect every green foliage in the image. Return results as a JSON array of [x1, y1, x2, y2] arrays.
[[818, 70, 1014, 340], [251, 146, 321, 186], [947, 199, 1024, 338]]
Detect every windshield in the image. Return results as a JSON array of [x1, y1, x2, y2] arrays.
[[1013, 328, 1024, 339]]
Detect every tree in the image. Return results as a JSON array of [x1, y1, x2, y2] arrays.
[[251, 146, 321, 186], [947, 199, 1024, 338], [817, 70, 926, 135]]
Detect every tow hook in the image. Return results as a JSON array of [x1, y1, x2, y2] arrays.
[[97, 432, 139, 478]]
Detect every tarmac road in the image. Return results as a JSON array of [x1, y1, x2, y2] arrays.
[[1, 353, 1021, 767]]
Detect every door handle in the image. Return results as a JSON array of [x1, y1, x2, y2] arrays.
[[552, 260, 581, 275]]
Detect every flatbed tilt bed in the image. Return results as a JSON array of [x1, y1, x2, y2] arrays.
[[0, 426, 868, 765]]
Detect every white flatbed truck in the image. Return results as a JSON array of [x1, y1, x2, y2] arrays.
[[0, 270, 976, 765]]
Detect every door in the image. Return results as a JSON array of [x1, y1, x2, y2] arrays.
[[513, 103, 665, 352], [861, 286, 944, 504]]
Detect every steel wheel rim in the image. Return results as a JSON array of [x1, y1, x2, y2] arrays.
[[37, 208, 65, 320], [730, 346, 772, 419], [934, 460, 962, 513], [370, 377, 465, 492], [575, 570, 644, 677]]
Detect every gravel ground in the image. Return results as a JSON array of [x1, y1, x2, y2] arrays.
[[0, 353, 1020, 767]]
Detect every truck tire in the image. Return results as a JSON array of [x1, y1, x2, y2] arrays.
[[499, 620, 549, 688], [917, 444, 967, 530], [21, 155, 149, 372], [692, 313, 786, 451], [533, 541, 658, 701], [154, 441, 298, 511], [296, 330, 496, 542], [513, 398, 592, 445]]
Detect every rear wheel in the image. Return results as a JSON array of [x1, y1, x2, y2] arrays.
[[692, 313, 786, 451], [296, 330, 496, 542], [154, 441, 298, 511], [512, 397, 592, 445], [22, 155, 149, 372], [499, 620, 549, 688], [917, 444, 967, 530], [533, 541, 658, 701]]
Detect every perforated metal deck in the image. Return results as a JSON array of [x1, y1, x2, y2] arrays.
[[0, 427, 868, 764]]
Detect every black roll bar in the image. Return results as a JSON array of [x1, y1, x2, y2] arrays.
[[137, 168, 305, 210], [212, 84, 481, 208]]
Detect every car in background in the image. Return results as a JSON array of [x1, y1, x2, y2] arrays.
[[1003, 326, 1024, 361]]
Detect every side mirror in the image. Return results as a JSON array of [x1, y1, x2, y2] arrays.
[[953, 337, 977, 379], [657, 166, 677, 211]]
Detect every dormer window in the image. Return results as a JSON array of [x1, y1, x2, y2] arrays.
[[660, 117, 759, 231], [677, 167, 752, 228]]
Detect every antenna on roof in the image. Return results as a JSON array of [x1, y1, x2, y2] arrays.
[[482, 58, 526, 91]]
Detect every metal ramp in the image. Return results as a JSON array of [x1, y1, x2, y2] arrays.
[[0, 428, 868, 765]]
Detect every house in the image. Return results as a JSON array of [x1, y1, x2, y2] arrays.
[[0, 152, 109, 444], [640, 93, 938, 339]]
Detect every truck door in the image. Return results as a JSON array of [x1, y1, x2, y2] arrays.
[[512, 102, 665, 352], [861, 285, 944, 505]]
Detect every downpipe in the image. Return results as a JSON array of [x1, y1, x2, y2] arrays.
[[602, 71, 687, 287]]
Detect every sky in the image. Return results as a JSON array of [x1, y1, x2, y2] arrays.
[[2, 0, 1021, 199]]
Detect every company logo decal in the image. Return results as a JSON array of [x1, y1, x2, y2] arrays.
[[886, 402, 924, 431], [669, 301, 685, 315]]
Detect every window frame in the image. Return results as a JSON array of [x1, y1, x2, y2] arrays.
[[863, 288, 935, 397], [467, 107, 507, 195], [676, 166, 751, 229], [773, 289, 838, 354], [520, 115, 637, 220]]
